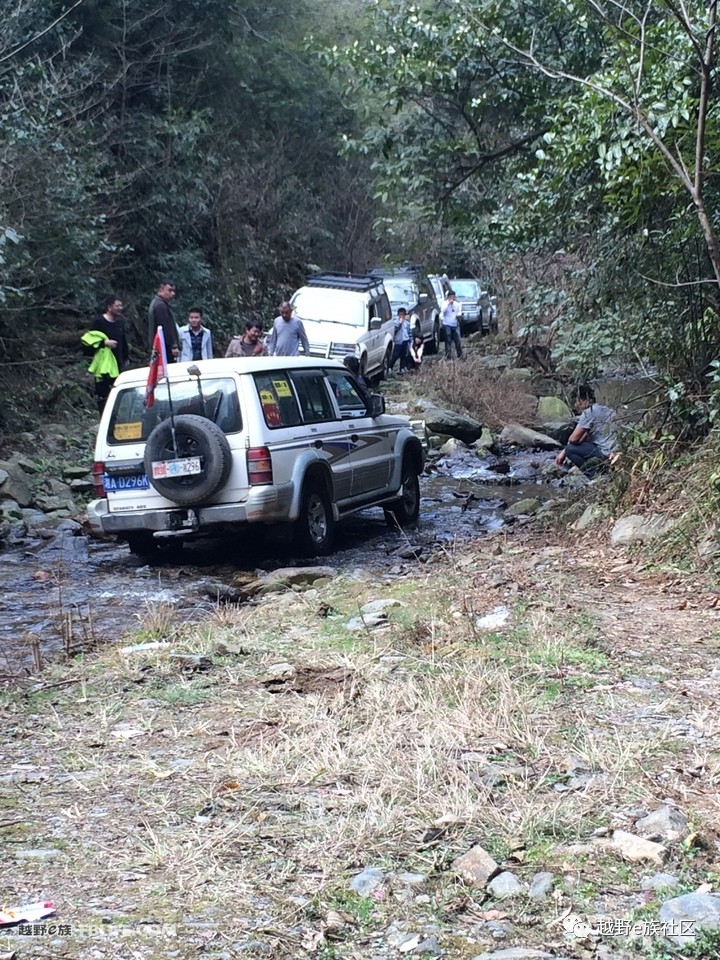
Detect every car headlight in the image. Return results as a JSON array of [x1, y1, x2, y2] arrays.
[[332, 343, 360, 354]]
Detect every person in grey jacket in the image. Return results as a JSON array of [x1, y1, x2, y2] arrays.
[[267, 302, 310, 357], [179, 308, 213, 361], [555, 384, 617, 475]]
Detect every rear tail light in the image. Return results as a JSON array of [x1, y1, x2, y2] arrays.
[[247, 446, 273, 485], [92, 462, 106, 497]]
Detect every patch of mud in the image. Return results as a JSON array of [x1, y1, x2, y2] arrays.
[[260, 664, 359, 697]]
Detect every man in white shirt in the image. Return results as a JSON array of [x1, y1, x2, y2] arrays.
[[439, 290, 462, 359]]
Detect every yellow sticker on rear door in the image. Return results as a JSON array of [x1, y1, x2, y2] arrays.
[[114, 422, 143, 440], [272, 380, 292, 397]]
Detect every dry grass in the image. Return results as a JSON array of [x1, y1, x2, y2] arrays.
[[413, 356, 537, 429], [2, 535, 720, 958]]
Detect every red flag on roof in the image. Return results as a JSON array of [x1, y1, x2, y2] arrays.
[[144, 329, 168, 408]]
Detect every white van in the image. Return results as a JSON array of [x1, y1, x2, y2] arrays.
[[290, 273, 395, 380], [87, 357, 424, 557]]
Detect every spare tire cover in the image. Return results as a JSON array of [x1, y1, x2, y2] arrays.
[[144, 414, 232, 505]]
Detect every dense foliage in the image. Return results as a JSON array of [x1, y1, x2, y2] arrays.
[[0, 0, 379, 368], [3, 0, 720, 436], [333, 0, 720, 424]]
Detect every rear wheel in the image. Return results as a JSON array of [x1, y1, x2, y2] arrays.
[[426, 319, 440, 355], [379, 346, 393, 382], [295, 481, 334, 556], [384, 454, 420, 528]]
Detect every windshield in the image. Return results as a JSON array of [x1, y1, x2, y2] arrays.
[[452, 280, 480, 299], [107, 377, 241, 444], [383, 279, 417, 311], [292, 289, 366, 327]]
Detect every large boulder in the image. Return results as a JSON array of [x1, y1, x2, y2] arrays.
[[610, 514, 676, 546], [659, 893, 720, 945], [473, 427, 496, 451], [0, 460, 33, 506], [505, 498, 541, 517], [476, 354, 512, 371], [538, 420, 575, 445], [423, 407, 483, 444], [498, 424, 561, 450], [503, 367, 534, 382], [536, 395, 573, 421]]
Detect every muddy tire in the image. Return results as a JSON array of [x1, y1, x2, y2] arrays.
[[426, 319, 440, 355], [295, 480, 334, 556], [384, 454, 420, 528], [379, 346, 393, 382], [144, 414, 232, 505]]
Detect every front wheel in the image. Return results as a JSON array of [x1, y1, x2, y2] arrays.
[[426, 320, 440, 355], [384, 455, 420, 528], [295, 481, 334, 556], [376, 346, 393, 383]]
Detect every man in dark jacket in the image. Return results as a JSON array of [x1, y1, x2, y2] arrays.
[[148, 279, 180, 362], [83, 294, 130, 414]]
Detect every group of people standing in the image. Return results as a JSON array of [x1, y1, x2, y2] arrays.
[[389, 289, 463, 373], [83, 280, 311, 414]]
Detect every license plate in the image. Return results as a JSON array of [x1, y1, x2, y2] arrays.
[[104, 473, 150, 491], [151, 457, 202, 479]]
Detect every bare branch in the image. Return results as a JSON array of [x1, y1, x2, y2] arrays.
[[693, 0, 717, 196], [0, 0, 85, 67]]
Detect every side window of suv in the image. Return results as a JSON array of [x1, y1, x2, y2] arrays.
[[290, 371, 336, 423], [325, 371, 369, 418], [253, 372, 302, 429]]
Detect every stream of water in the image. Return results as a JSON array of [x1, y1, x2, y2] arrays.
[[0, 446, 564, 675]]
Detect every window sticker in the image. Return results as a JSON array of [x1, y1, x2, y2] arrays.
[[272, 379, 292, 398], [259, 389, 282, 426], [114, 421, 143, 441]]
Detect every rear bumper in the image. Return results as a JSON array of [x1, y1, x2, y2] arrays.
[[87, 483, 295, 536]]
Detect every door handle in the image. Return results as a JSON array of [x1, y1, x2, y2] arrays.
[[314, 439, 324, 448]]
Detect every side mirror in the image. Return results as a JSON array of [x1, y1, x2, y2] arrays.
[[369, 318, 382, 331], [369, 393, 385, 417]]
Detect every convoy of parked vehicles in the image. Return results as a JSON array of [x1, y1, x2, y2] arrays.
[[88, 265, 496, 557]]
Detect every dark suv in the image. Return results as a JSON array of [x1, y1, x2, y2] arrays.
[[370, 266, 441, 354], [449, 279, 497, 335]]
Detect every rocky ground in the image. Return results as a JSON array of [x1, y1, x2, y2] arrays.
[[2, 349, 719, 959], [2, 520, 720, 959]]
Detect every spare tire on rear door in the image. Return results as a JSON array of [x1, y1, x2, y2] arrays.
[[144, 414, 232, 505]]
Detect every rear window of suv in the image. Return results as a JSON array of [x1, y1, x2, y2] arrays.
[[107, 378, 241, 444]]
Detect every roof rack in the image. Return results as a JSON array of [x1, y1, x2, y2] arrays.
[[305, 272, 384, 292], [369, 264, 423, 281]]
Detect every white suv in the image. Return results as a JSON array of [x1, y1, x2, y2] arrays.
[[290, 273, 395, 380], [87, 357, 424, 556]]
